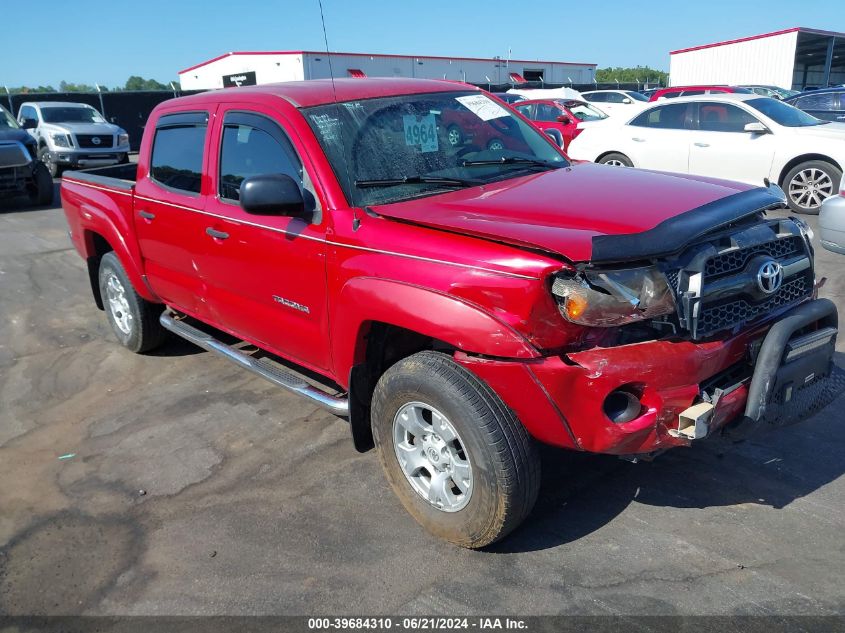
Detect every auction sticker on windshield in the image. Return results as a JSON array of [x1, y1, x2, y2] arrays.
[[455, 95, 509, 121], [403, 114, 438, 152]]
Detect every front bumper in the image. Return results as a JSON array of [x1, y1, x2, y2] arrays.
[[457, 299, 841, 455], [47, 147, 128, 168]]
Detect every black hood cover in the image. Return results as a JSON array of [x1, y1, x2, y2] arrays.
[[589, 185, 788, 264]]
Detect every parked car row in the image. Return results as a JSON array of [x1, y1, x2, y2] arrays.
[[566, 93, 845, 214]]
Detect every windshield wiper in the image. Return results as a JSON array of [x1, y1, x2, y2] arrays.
[[355, 175, 481, 189], [460, 156, 562, 169]]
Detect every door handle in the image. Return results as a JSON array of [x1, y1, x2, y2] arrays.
[[632, 137, 645, 142], [694, 142, 710, 148], [205, 227, 229, 240], [138, 210, 155, 220]]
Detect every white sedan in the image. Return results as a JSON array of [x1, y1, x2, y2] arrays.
[[579, 90, 650, 117], [568, 94, 845, 214]]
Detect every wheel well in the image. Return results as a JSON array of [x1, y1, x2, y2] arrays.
[[85, 232, 114, 310], [778, 154, 842, 187], [596, 150, 629, 164], [348, 322, 453, 452]]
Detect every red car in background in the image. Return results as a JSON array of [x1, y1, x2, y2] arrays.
[[649, 85, 753, 101], [513, 98, 609, 150]]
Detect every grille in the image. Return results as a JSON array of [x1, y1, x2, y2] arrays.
[[698, 275, 810, 334], [0, 166, 22, 192], [704, 237, 803, 280], [665, 269, 680, 291], [75, 134, 114, 148]]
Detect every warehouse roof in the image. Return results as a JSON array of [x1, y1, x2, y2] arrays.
[[166, 77, 477, 108], [179, 50, 597, 75], [670, 27, 845, 55]]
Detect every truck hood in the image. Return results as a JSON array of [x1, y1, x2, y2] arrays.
[[0, 128, 33, 144], [41, 122, 121, 135], [372, 162, 760, 262]]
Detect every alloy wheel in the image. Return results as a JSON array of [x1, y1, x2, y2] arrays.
[[105, 273, 133, 335], [788, 168, 833, 210], [392, 401, 472, 512]]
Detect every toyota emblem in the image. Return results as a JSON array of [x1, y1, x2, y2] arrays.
[[757, 260, 783, 294], [92, 136, 102, 145]]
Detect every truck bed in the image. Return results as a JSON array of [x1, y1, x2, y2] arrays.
[[63, 163, 138, 190]]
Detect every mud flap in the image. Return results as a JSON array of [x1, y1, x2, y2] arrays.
[[724, 298, 842, 441]]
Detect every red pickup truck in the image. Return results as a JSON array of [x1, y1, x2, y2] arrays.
[[61, 78, 842, 548]]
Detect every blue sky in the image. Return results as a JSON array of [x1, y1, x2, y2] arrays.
[[1, 0, 841, 88]]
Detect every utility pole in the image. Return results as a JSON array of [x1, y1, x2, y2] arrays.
[[95, 84, 106, 118]]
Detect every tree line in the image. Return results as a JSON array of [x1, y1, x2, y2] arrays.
[[5, 76, 180, 94], [595, 66, 669, 85]]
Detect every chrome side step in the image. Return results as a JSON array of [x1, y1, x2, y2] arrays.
[[159, 313, 349, 416]]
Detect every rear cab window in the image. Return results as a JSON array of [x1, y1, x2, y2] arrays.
[[150, 111, 208, 195]]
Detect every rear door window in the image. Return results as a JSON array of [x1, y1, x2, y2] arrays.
[[535, 104, 561, 122], [630, 103, 690, 129], [795, 92, 836, 111], [514, 104, 535, 119], [150, 112, 208, 194]]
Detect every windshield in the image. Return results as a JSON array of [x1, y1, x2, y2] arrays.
[[41, 106, 105, 124], [0, 106, 19, 129], [625, 91, 649, 102], [563, 101, 607, 121], [304, 91, 567, 206], [746, 97, 826, 127]]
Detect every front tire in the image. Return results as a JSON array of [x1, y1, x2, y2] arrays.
[[98, 252, 167, 353], [783, 160, 841, 215], [28, 162, 54, 206], [38, 146, 62, 178], [598, 152, 633, 167], [371, 351, 540, 548]]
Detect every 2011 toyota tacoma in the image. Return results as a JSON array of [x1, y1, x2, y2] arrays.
[[60, 79, 843, 547]]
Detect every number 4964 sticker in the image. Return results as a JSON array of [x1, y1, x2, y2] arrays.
[[403, 113, 438, 153]]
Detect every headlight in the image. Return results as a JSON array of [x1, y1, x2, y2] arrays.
[[118, 132, 129, 147], [50, 133, 71, 148], [551, 267, 676, 327]]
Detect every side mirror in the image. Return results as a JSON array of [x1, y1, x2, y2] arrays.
[[556, 115, 572, 124], [744, 122, 770, 134], [21, 118, 37, 129], [544, 128, 564, 147], [622, 98, 632, 104], [239, 173, 305, 216]]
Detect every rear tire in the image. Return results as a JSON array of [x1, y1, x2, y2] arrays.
[[598, 152, 633, 167], [98, 252, 167, 353], [371, 351, 540, 548], [28, 162, 54, 206], [783, 160, 841, 215]]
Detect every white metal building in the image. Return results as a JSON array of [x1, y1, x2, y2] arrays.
[[669, 27, 845, 90], [178, 50, 597, 90]]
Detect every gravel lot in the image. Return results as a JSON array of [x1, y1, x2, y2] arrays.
[[0, 181, 843, 617]]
